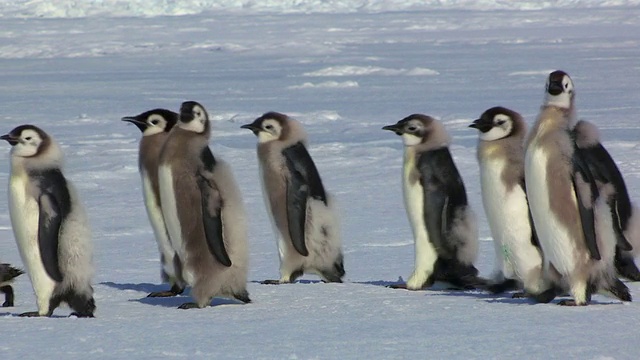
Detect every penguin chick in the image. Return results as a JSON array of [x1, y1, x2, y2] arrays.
[[525, 70, 630, 306], [241, 112, 345, 284], [1, 125, 96, 317], [122, 108, 187, 297], [470, 107, 554, 301], [573, 119, 640, 281], [383, 114, 484, 290], [0, 263, 24, 307], [158, 101, 250, 309]]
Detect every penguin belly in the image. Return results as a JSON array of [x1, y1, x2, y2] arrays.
[[8, 174, 56, 314], [525, 146, 577, 277]]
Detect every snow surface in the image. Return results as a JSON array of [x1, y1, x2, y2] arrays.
[[1, 1, 640, 359]]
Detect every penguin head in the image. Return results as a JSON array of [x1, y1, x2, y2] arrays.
[[1, 125, 50, 158], [121, 109, 178, 136], [241, 112, 293, 144], [178, 101, 209, 134], [470, 106, 521, 141], [383, 114, 448, 147], [544, 70, 574, 109]]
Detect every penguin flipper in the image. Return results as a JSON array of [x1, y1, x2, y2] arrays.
[[37, 191, 64, 282], [572, 151, 601, 260], [197, 175, 232, 267], [577, 143, 633, 251], [283, 142, 327, 257], [519, 177, 541, 249]]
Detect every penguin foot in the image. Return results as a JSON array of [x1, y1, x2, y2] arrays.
[[261, 279, 284, 285], [606, 278, 632, 302], [487, 279, 519, 294], [615, 255, 640, 281], [557, 299, 587, 306], [387, 283, 408, 290], [69, 312, 95, 318], [178, 302, 202, 310], [170, 283, 186, 295], [233, 291, 251, 304], [511, 292, 528, 299], [533, 287, 559, 304], [148, 291, 180, 298], [1, 285, 14, 307], [19, 311, 42, 317]]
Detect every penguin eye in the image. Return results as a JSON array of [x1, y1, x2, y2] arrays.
[[265, 124, 273, 130], [25, 136, 32, 141], [407, 126, 417, 132], [496, 120, 506, 126], [150, 120, 159, 125]]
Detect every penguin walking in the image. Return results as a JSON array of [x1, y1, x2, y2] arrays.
[[1, 125, 96, 317], [470, 107, 556, 301], [158, 101, 250, 309], [573, 119, 640, 281], [524, 70, 630, 305], [241, 112, 344, 284], [122, 108, 187, 297], [383, 114, 484, 290], [0, 262, 24, 307]]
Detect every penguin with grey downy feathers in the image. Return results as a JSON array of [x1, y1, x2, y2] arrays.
[[0, 263, 24, 307], [383, 114, 485, 290], [1, 125, 96, 317], [573, 119, 640, 281], [122, 108, 187, 297], [158, 101, 250, 309], [524, 70, 630, 305], [470, 107, 556, 301], [241, 112, 344, 284]]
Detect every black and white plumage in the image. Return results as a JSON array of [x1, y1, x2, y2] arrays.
[[122, 108, 187, 297], [241, 112, 344, 284], [0, 263, 24, 307], [2, 125, 95, 317], [158, 101, 250, 309], [573, 119, 640, 281], [470, 107, 554, 300], [383, 114, 484, 290], [525, 70, 630, 306]]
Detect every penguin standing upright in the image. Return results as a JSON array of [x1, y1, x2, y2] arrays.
[[241, 112, 344, 284], [122, 108, 186, 297], [383, 114, 484, 290], [1, 125, 95, 317], [158, 101, 250, 309], [470, 107, 554, 300], [0, 262, 24, 307], [573, 117, 640, 281], [524, 70, 630, 305]]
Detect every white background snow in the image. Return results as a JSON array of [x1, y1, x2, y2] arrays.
[[1, 0, 640, 358]]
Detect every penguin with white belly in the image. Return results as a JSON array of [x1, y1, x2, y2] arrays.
[[383, 114, 485, 290], [2, 125, 95, 317]]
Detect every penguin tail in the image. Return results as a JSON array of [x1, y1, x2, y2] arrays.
[[0, 264, 24, 282]]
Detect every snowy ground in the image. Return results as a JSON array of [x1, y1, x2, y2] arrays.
[[1, 1, 640, 359]]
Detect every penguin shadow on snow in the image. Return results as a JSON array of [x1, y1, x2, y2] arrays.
[[101, 281, 168, 294], [251, 279, 325, 285], [134, 295, 244, 308]]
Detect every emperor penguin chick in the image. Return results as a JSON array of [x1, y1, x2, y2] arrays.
[[122, 108, 187, 297], [1, 125, 95, 317], [241, 112, 345, 284], [525, 70, 630, 305], [0, 262, 24, 307], [470, 107, 553, 300], [383, 114, 484, 290], [573, 119, 640, 281], [158, 101, 250, 309]]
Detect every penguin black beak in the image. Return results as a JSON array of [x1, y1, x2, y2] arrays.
[[0, 133, 18, 146], [121, 116, 148, 132], [240, 123, 261, 135], [382, 124, 403, 136], [547, 81, 564, 96], [469, 119, 493, 133]]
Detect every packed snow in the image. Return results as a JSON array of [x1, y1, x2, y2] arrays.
[[1, 0, 640, 359]]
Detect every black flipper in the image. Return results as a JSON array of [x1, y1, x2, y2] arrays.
[[519, 177, 541, 249], [34, 169, 72, 283], [282, 142, 327, 256], [198, 175, 232, 268], [572, 150, 601, 260], [576, 143, 633, 251], [615, 248, 640, 281]]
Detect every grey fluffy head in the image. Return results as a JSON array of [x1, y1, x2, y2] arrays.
[[573, 120, 601, 148], [241, 111, 307, 146], [470, 106, 526, 142], [1, 124, 63, 170], [121, 108, 178, 137], [382, 114, 450, 150]]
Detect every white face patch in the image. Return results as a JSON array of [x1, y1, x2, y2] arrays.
[[401, 133, 422, 146], [480, 114, 512, 141], [178, 105, 207, 133], [143, 114, 167, 136], [11, 129, 43, 157], [257, 119, 282, 144], [545, 74, 574, 109]]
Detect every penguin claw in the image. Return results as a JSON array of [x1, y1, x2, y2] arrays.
[[18, 311, 42, 317], [261, 279, 283, 285], [557, 299, 587, 306], [178, 302, 201, 310]]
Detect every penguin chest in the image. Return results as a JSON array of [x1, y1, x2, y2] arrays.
[[259, 159, 294, 259], [402, 152, 428, 239], [141, 170, 173, 260], [157, 165, 184, 257], [525, 145, 577, 275]]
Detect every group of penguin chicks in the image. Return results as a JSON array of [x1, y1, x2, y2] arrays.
[[1, 69, 638, 318]]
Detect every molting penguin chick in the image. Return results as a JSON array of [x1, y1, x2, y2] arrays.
[[241, 112, 345, 284], [573, 119, 640, 281], [158, 101, 250, 309], [1, 125, 96, 317], [383, 114, 484, 290], [524, 70, 629, 305], [0, 262, 24, 307], [470, 107, 554, 301], [122, 109, 186, 297]]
